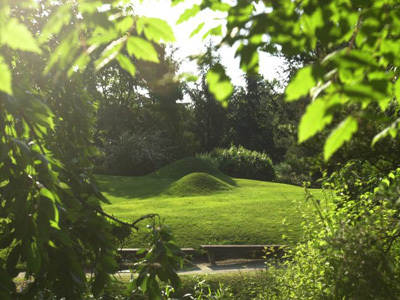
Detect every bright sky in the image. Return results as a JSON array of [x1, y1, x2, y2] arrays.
[[133, 0, 285, 87]]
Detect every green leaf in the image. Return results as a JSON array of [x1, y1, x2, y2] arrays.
[[95, 37, 125, 71], [342, 80, 390, 104], [190, 22, 205, 37], [68, 53, 90, 77], [0, 262, 15, 299], [336, 50, 380, 69], [206, 64, 233, 106], [115, 16, 134, 33], [285, 66, 316, 101], [172, 0, 185, 6], [116, 54, 136, 77], [29, 97, 55, 131], [324, 116, 358, 161], [210, 2, 231, 11], [44, 31, 78, 74], [39, 188, 59, 224], [126, 280, 136, 293], [298, 98, 334, 143], [202, 25, 223, 40], [0, 56, 12, 95], [176, 4, 200, 24], [395, 78, 400, 104], [6, 245, 20, 277], [137, 17, 175, 43], [79, 0, 104, 13], [88, 28, 119, 45], [38, 4, 71, 44], [238, 45, 259, 73], [92, 271, 109, 297], [2, 18, 41, 54], [372, 125, 398, 146], [27, 241, 41, 274], [127, 37, 159, 63]]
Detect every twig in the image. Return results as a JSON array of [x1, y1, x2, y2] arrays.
[[347, 15, 363, 53], [75, 195, 158, 231], [132, 213, 158, 227]]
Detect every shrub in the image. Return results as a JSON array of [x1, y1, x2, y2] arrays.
[[206, 145, 275, 181], [324, 159, 383, 200], [95, 130, 171, 176], [274, 154, 322, 187], [264, 178, 400, 300]]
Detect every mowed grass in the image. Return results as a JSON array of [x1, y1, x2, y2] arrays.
[[97, 158, 323, 249]]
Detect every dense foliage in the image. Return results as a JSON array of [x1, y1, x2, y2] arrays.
[[205, 145, 276, 181], [1, 0, 400, 298], [0, 0, 183, 298], [93, 44, 298, 177], [178, 0, 400, 298], [96, 130, 171, 176]]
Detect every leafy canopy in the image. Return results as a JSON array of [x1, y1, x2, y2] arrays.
[[180, 0, 400, 160], [0, 0, 181, 298]]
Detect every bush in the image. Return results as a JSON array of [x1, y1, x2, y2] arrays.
[[95, 130, 171, 176], [205, 145, 275, 181], [275, 154, 322, 187], [324, 159, 383, 200], [264, 178, 400, 300]]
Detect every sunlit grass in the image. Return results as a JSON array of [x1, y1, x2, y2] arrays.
[[97, 158, 323, 249]]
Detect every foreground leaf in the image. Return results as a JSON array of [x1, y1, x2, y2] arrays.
[[324, 116, 358, 161], [116, 54, 136, 77], [127, 37, 159, 63], [285, 66, 316, 101], [206, 64, 233, 106], [298, 98, 334, 143], [2, 18, 42, 54], [0, 56, 12, 95]]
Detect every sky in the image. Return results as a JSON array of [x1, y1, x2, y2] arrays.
[[133, 0, 285, 87]]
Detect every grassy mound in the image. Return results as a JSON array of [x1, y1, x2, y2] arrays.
[[162, 172, 233, 197], [96, 157, 235, 199], [99, 173, 324, 248], [150, 157, 236, 186]]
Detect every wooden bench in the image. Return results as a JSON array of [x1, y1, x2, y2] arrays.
[[200, 245, 286, 265], [117, 248, 195, 260]]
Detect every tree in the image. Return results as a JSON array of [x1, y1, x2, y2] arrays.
[[0, 0, 182, 298], [93, 44, 189, 176], [183, 0, 400, 160], [186, 44, 229, 152], [227, 74, 285, 161]]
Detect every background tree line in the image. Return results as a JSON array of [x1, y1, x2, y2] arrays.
[[92, 40, 400, 190], [92, 42, 327, 186]]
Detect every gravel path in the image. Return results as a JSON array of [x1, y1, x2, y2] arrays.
[[118, 259, 267, 276]]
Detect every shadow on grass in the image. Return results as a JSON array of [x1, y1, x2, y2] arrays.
[[95, 174, 174, 199], [95, 158, 237, 200], [97, 173, 237, 200]]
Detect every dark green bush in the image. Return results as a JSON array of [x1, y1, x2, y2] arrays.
[[95, 130, 171, 176], [208, 145, 275, 181], [324, 159, 383, 200], [274, 153, 322, 187], [264, 178, 400, 300]]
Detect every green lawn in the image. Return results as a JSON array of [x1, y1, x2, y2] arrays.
[[97, 158, 323, 249]]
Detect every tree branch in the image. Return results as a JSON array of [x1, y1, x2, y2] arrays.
[[75, 195, 158, 231], [347, 15, 363, 53]]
